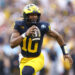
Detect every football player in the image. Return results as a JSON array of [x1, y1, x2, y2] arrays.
[[10, 4, 73, 75]]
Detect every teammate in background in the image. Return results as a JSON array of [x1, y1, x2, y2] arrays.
[[10, 4, 73, 75]]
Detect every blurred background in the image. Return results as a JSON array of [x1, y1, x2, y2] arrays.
[[0, 0, 75, 75]]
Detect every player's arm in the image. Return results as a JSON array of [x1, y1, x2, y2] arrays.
[[10, 26, 37, 48], [47, 30, 64, 46], [46, 29, 73, 64], [10, 29, 23, 48]]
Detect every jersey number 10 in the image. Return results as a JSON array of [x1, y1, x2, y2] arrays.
[[22, 37, 38, 53]]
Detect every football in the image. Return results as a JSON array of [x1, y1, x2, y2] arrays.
[[31, 26, 41, 41]]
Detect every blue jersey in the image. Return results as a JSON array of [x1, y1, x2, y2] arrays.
[[14, 20, 50, 57]]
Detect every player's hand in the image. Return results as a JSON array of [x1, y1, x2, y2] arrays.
[[25, 25, 37, 36], [64, 55, 73, 66]]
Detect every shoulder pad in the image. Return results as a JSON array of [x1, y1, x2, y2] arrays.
[[39, 21, 50, 26], [15, 20, 24, 26]]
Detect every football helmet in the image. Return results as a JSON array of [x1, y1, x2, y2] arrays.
[[23, 4, 41, 25]]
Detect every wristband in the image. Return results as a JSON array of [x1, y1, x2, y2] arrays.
[[21, 33, 26, 38], [61, 45, 69, 55]]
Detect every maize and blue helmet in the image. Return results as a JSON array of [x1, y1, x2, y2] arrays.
[[23, 4, 41, 25]]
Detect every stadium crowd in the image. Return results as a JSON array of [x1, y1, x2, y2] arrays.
[[0, 0, 75, 75]]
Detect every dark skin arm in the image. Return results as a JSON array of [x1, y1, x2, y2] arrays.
[[47, 29, 73, 65], [47, 30, 65, 46], [10, 25, 37, 48], [10, 29, 23, 48]]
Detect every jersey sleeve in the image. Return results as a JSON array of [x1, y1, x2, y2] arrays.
[[41, 22, 51, 34], [14, 21, 21, 34], [45, 23, 51, 33]]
